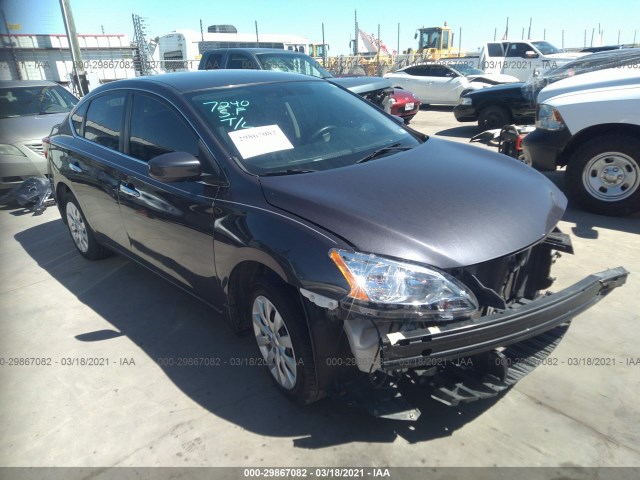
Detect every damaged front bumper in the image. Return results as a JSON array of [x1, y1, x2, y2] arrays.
[[380, 267, 628, 370], [343, 267, 628, 374], [335, 267, 628, 420]]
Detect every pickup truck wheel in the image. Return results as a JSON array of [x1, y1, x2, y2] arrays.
[[251, 280, 320, 405], [478, 105, 511, 130], [566, 135, 640, 216], [63, 192, 112, 260]]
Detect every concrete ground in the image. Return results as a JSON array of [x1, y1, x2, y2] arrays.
[[0, 106, 639, 468]]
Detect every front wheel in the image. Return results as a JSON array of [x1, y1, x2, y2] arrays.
[[478, 105, 511, 130], [566, 134, 640, 216], [251, 279, 320, 405]]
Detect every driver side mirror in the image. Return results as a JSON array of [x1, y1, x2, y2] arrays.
[[525, 51, 539, 59], [148, 152, 201, 183]]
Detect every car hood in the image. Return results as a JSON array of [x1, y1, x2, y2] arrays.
[[329, 76, 392, 94], [467, 73, 520, 84], [545, 52, 589, 61], [0, 113, 68, 143], [259, 138, 567, 269], [467, 82, 525, 97]]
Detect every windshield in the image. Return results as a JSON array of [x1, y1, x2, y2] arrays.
[[449, 64, 485, 76], [531, 41, 563, 55], [0, 85, 78, 118], [190, 80, 419, 175], [256, 53, 333, 79]]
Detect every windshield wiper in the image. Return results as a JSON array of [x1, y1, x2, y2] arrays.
[[261, 169, 317, 177], [356, 143, 414, 164]]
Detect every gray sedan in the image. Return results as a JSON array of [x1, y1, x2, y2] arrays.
[[0, 80, 78, 191]]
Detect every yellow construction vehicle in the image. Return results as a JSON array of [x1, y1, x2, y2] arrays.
[[414, 23, 466, 59]]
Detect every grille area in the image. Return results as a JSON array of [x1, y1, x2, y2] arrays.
[[24, 142, 44, 156]]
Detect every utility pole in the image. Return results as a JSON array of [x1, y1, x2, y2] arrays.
[[527, 17, 532, 39], [544, 28, 546, 40], [255, 21, 259, 47], [458, 27, 461, 57], [321, 22, 326, 67], [584, 29, 586, 48], [397, 23, 400, 59], [561, 30, 565, 49], [618, 30, 620, 45], [59, 0, 88, 96], [504, 17, 509, 40], [493, 28, 497, 41], [353, 10, 358, 56], [200, 19, 203, 42], [521, 27, 524, 40]]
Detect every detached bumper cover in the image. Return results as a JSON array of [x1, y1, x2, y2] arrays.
[[380, 267, 629, 371]]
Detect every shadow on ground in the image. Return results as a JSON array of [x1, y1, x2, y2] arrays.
[[14, 216, 503, 448], [434, 125, 480, 138]]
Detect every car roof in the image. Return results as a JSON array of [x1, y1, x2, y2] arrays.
[[0, 80, 62, 88], [96, 70, 324, 94], [203, 48, 309, 55]]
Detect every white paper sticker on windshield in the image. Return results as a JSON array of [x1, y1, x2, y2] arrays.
[[228, 125, 294, 159]]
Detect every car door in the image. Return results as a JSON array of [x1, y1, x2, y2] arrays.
[[428, 64, 463, 104], [59, 91, 130, 249], [479, 42, 505, 75], [503, 42, 538, 81], [117, 92, 221, 302], [391, 66, 431, 103]]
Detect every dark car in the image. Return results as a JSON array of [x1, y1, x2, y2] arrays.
[[0, 80, 78, 191], [454, 82, 531, 129], [389, 88, 421, 124], [198, 48, 392, 111], [47, 71, 627, 417], [455, 48, 640, 130]]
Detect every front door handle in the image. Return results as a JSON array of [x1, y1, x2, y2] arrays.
[[119, 184, 140, 198], [69, 162, 82, 173]]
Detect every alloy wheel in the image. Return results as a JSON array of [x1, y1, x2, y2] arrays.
[[66, 201, 89, 253], [252, 295, 297, 390]]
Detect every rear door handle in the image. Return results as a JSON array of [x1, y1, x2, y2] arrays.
[[119, 184, 140, 198], [69, 163, 82, 173]]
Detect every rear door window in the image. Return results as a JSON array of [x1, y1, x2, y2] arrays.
[[203, 53, 224, 70]]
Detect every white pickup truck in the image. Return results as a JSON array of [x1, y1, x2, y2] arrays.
[[522, 68, 640, 216], [476, 40, 586, 81]]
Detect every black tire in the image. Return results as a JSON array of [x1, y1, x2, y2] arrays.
[[63, 192, 112, 260], [478, 105, 511, 130], [250, 277, 321, 405], [566, 134, 640, 216]]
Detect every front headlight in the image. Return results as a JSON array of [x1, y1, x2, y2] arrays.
[[459, 96, 472, 105], [0, 144, 26, 156], [536, 103, 565, 130], [329, 249, 478, 319]]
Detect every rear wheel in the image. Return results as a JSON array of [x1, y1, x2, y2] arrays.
[[64, 192, 112, 260], [478, 105, 511, 130], [566, 134, 640, 216], [251, 279, 320, 404]]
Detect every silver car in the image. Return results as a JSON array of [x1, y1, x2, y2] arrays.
[[0, 80, 78, 191]]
